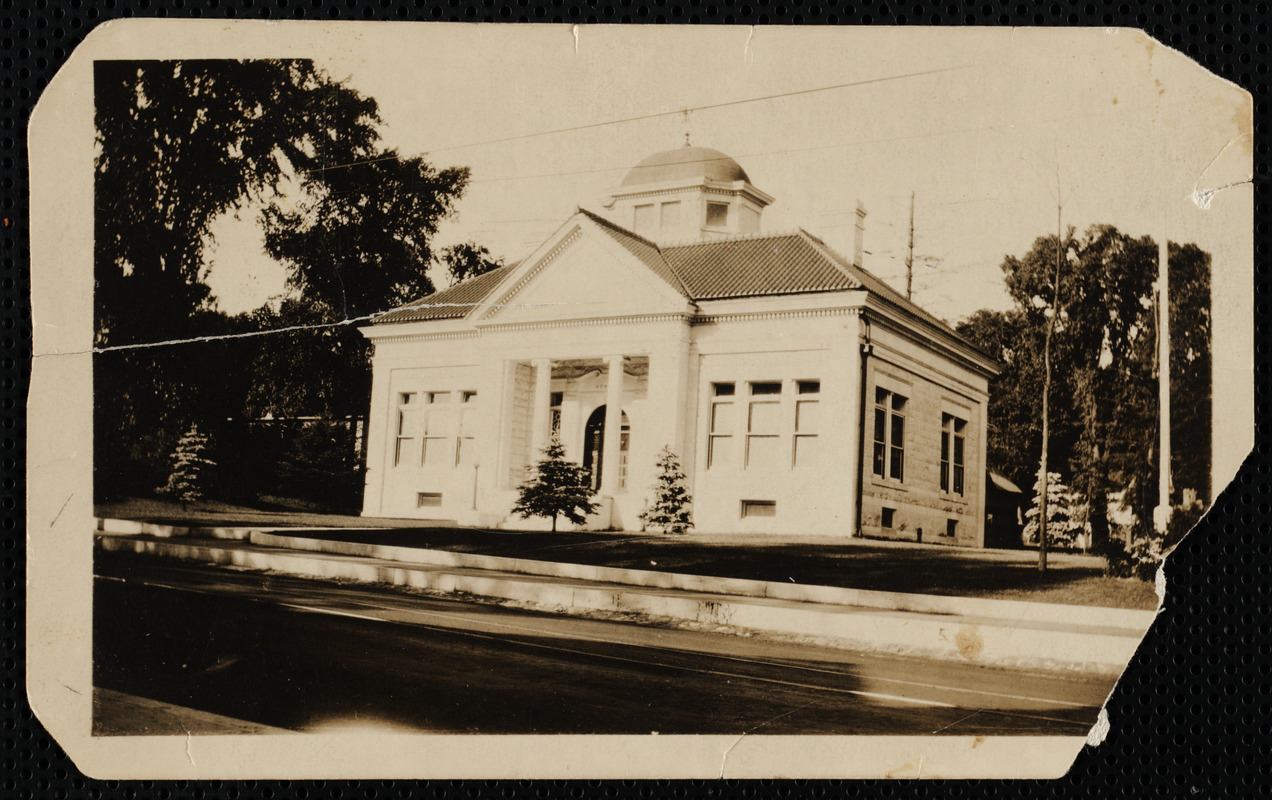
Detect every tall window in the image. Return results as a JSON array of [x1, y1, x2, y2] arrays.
[[456, 391, 477, 467], [873, 388, 906, 481], [746, 382, 782, 468], [793, 380, 820, 468], [421, 391, 452, 467], [393, 392, 417, 467], [940, 413, 966, 495], [707, 383, 735, 469], [549, 391, 563, 436]]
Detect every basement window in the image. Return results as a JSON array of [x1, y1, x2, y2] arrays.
[[946, 519, 958, 538], [881, 507, 895, 528], [417, 492, 443, 508], [741, 500, 777, 518]]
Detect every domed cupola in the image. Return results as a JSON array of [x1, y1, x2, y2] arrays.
[[604, 142, 775, 243]]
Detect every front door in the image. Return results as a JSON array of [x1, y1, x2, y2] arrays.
[[582, 405, 630, 492]]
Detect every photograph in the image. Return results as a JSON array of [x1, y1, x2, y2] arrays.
[[27, 21, 1253, 779]]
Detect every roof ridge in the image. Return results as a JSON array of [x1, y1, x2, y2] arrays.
[[659, 229, 808, 249], [576, 207, 666, 252]]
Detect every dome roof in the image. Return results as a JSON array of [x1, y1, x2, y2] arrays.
[[621, 146, 750, 187]]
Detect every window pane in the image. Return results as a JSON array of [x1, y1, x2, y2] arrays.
[[747, 435, 780, 467], [457, 437, 476, 466], [891, 394, 907, 411], [793, 435, 818, 467], [796, 400, 820, 433], [954, 435, 965, 465], [750, 381, 782, 396], [748, 401, 781, 434], [890, 413, 904, 446], [425, 408, 452, 436], [712, 382, 735, 397], [875, 387, 889, 405], [706, 202, 729, 228], [707, 435, 731, 468], [797, 380, 821, 395], [422, 437, 449, 467], [874, 407, 886, 443], [890, 446, 904, 481], [940, 460, 949, 492], [953, 464, 964, 495], [711, 401, 734, 433], [428, 391, 450, 404], [873, 442, 885, 476]]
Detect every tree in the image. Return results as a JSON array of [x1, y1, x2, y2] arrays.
[[158, 425, 217, 506], [1022, 471, 1086, 549], [963, 225, 1212, 570], [260, 154, 469, 321], [640, 447, 694, 535], [93, 59, 472, 503], [439, 241, 505, 285], [512, 438, 597, 532]]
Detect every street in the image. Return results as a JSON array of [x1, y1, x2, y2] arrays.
[[94, 553, 1115, 736]]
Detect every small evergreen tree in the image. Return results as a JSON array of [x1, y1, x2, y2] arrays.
[[512, 437, 597, 532], [159, 424, 217, 507], [640, 446, 693, 535], [1022, 471, 1086, 548]]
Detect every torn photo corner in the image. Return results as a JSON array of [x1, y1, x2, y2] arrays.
[[26, 20, 1253, 780]]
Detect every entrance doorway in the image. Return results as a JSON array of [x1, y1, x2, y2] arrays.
[[583, 405, 630, 492]]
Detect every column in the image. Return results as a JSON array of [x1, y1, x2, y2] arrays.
[[840, 311, 864, 536], [600, 354, 625, 494], [530, 358, 553, 456]]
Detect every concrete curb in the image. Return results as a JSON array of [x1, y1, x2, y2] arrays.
[[248, 531, 1158, 632], [97, 534, 1150, 676]]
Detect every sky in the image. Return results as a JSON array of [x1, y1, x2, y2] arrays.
[[202, 26, 1252, 330]]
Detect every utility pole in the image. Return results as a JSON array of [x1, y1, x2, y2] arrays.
[[905, 191, 915, 301], [1155, 234, 1172, 535], [1038, 200, 1063, 573]]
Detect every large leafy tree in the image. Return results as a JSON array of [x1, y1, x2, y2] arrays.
[[960, 226, 1211, 552], [93, 59, 469, 500]]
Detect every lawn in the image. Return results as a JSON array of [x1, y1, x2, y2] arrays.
[[98, 497, 1160, 610]]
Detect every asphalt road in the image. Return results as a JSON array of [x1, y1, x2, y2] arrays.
[[93, 553, 1116, 736]]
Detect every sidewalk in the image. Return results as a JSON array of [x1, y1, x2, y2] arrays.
[[96, 519, 1157, 677]]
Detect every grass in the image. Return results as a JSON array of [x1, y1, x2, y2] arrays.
[[97, 496, 1159, 610]]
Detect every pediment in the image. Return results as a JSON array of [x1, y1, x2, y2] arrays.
[[477, 219, 690, 326]]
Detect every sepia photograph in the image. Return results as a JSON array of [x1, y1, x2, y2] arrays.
[[27, 21, 1253, 778]]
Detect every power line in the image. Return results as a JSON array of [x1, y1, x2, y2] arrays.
[[304, 65, 973, 174]]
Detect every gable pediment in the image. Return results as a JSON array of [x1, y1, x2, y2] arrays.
[[477, 217, 691, 326]]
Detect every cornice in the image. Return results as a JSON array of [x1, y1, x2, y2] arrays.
[[478, 312, 693, 333], [692, 307, 859, 325], [373, 330, 481, 345]]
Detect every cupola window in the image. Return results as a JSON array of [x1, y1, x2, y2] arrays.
[[706, 201, 729, 229]]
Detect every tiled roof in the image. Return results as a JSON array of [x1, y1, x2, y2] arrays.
[[372, 264, 515, 324], [662, 232, 861, 299], [372, 214, 959, 340]]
